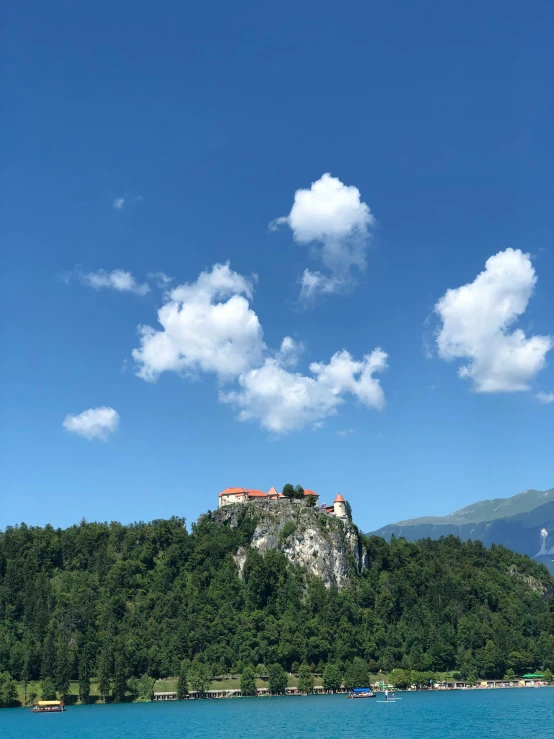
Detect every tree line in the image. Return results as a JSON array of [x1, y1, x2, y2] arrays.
[[1, 509, 554, 705]]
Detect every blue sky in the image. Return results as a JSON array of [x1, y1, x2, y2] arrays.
[[1, 0, 553, 533]]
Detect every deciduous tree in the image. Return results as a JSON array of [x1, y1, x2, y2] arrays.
[[240, 666, 257, 696], [298, 663, 314, 694], [268, 664, 287, 694]]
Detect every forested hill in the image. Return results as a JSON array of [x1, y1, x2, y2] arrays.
[[1, 511, 554, 701]]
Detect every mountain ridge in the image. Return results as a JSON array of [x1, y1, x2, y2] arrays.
[[369, 487, 554, 573]]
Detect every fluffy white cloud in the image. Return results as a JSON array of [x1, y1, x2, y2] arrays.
[[82, 269, 150, 296], [435, 248, 553, 392], [536, 392, 554, 404], [270, 173, 375, 299], [112, 197, 125, 210], [132, 263, 388, 432], [222, 348, 387, 433], [132, 263, 265, 381], [63, 407, 120, 441]]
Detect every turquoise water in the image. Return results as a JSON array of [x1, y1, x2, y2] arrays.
[[1, 690, 552, 738]]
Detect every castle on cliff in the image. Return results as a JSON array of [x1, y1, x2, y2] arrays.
[[217, 486, 348, 520]]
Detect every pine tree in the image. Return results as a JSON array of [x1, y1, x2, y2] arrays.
[[54, 639, 71, 700], [112, 652, 128, 703], [78, 650, 91, 704], [177, 661, 188, 699], [98, 647, 112, 702], [40, 630, 56, 679]]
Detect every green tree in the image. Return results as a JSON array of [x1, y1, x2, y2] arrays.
[[282, 484, 295, 499], [388, 668, 412, 689], [54, 641, 70, 700], [129, 674, 155, 701], [112, 652, 128, 703], [268, 663, 288, 694], [323, 663, 342, 692], [240, 666, 257, 696], [298, 663, 314, 694], [177, 661, 188, 699], [503, 668, 516, 682], [40, 630, 56, 679], [306, 495, 317, 507], [98, 647, 112, 703], [410, 671, 425, 688], [40, 677, 56, 700], [293, 485, 305, 499], [78, 651, 91, 704], [344, 500, 353, 522], [543, 668, 553, 685], [0, 672, 18, 708], [344, 657, 370, 689], [256, 663, 267, 677], [188, 663, 211, 695]]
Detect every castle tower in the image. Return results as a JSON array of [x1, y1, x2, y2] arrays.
[[333, 493, 347, 520]]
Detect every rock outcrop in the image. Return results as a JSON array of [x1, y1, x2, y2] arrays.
[[213, 499, 367, 588]]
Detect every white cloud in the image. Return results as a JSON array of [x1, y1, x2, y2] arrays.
[[536, 392, 554, 404], [132, 262, 388, 432], [435, 248, 553, 393], [147, 271, 173, 288], [270, 173, 375, 299], [337, 428, 355, 437], [63, 407, 120, 441], [275, 336, 303, 367], [222, 348, 387, 434], [132, 263, 265, 382], [82, 269, 150, 296], [112, 194, 142, 210]]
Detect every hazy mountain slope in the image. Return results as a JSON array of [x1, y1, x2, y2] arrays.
[[370, 489, 554, 574], [393, 488, 554, 527]]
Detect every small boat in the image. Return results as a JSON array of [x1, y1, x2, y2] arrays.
[[31, 700, 66, 713], [347, 688, 375, 699]]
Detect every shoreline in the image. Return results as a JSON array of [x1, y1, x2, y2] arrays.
[[8, 683, 553, 710]]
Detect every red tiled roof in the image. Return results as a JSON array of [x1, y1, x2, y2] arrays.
[[334, 493, 345, 503], [246, 490, 267, 498], [218, 487, 268, 498], [304, 489, 319, 497], [267, 486, 279, 496], [218, 487, 246, 497]]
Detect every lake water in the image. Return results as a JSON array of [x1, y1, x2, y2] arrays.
[[1, 690, 553, 738]]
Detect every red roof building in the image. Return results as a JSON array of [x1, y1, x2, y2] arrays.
[[303, 489, 320, 498], [218, 487, 267, 508], [218, 486, 346, 518]]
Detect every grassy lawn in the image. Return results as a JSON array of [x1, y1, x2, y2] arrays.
[[154, 674, 304, 692], [18, 669, 457, 705], [16, 679, 102, 706]]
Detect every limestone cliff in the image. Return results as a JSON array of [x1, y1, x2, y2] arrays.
[[212, 499, 367, 588]]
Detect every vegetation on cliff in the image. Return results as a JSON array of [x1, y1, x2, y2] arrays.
[[1, 509, 554, 704]]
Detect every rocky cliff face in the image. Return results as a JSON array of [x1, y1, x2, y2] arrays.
[[212, 499, 367, 588]]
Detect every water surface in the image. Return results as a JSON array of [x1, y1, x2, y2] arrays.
[[1, 689, 552, 738]]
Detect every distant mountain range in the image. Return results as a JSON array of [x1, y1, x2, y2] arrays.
[[368, 488, 554, 574]]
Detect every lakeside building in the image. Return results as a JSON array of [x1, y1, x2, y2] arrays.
[[218, 486, 348, 521]]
